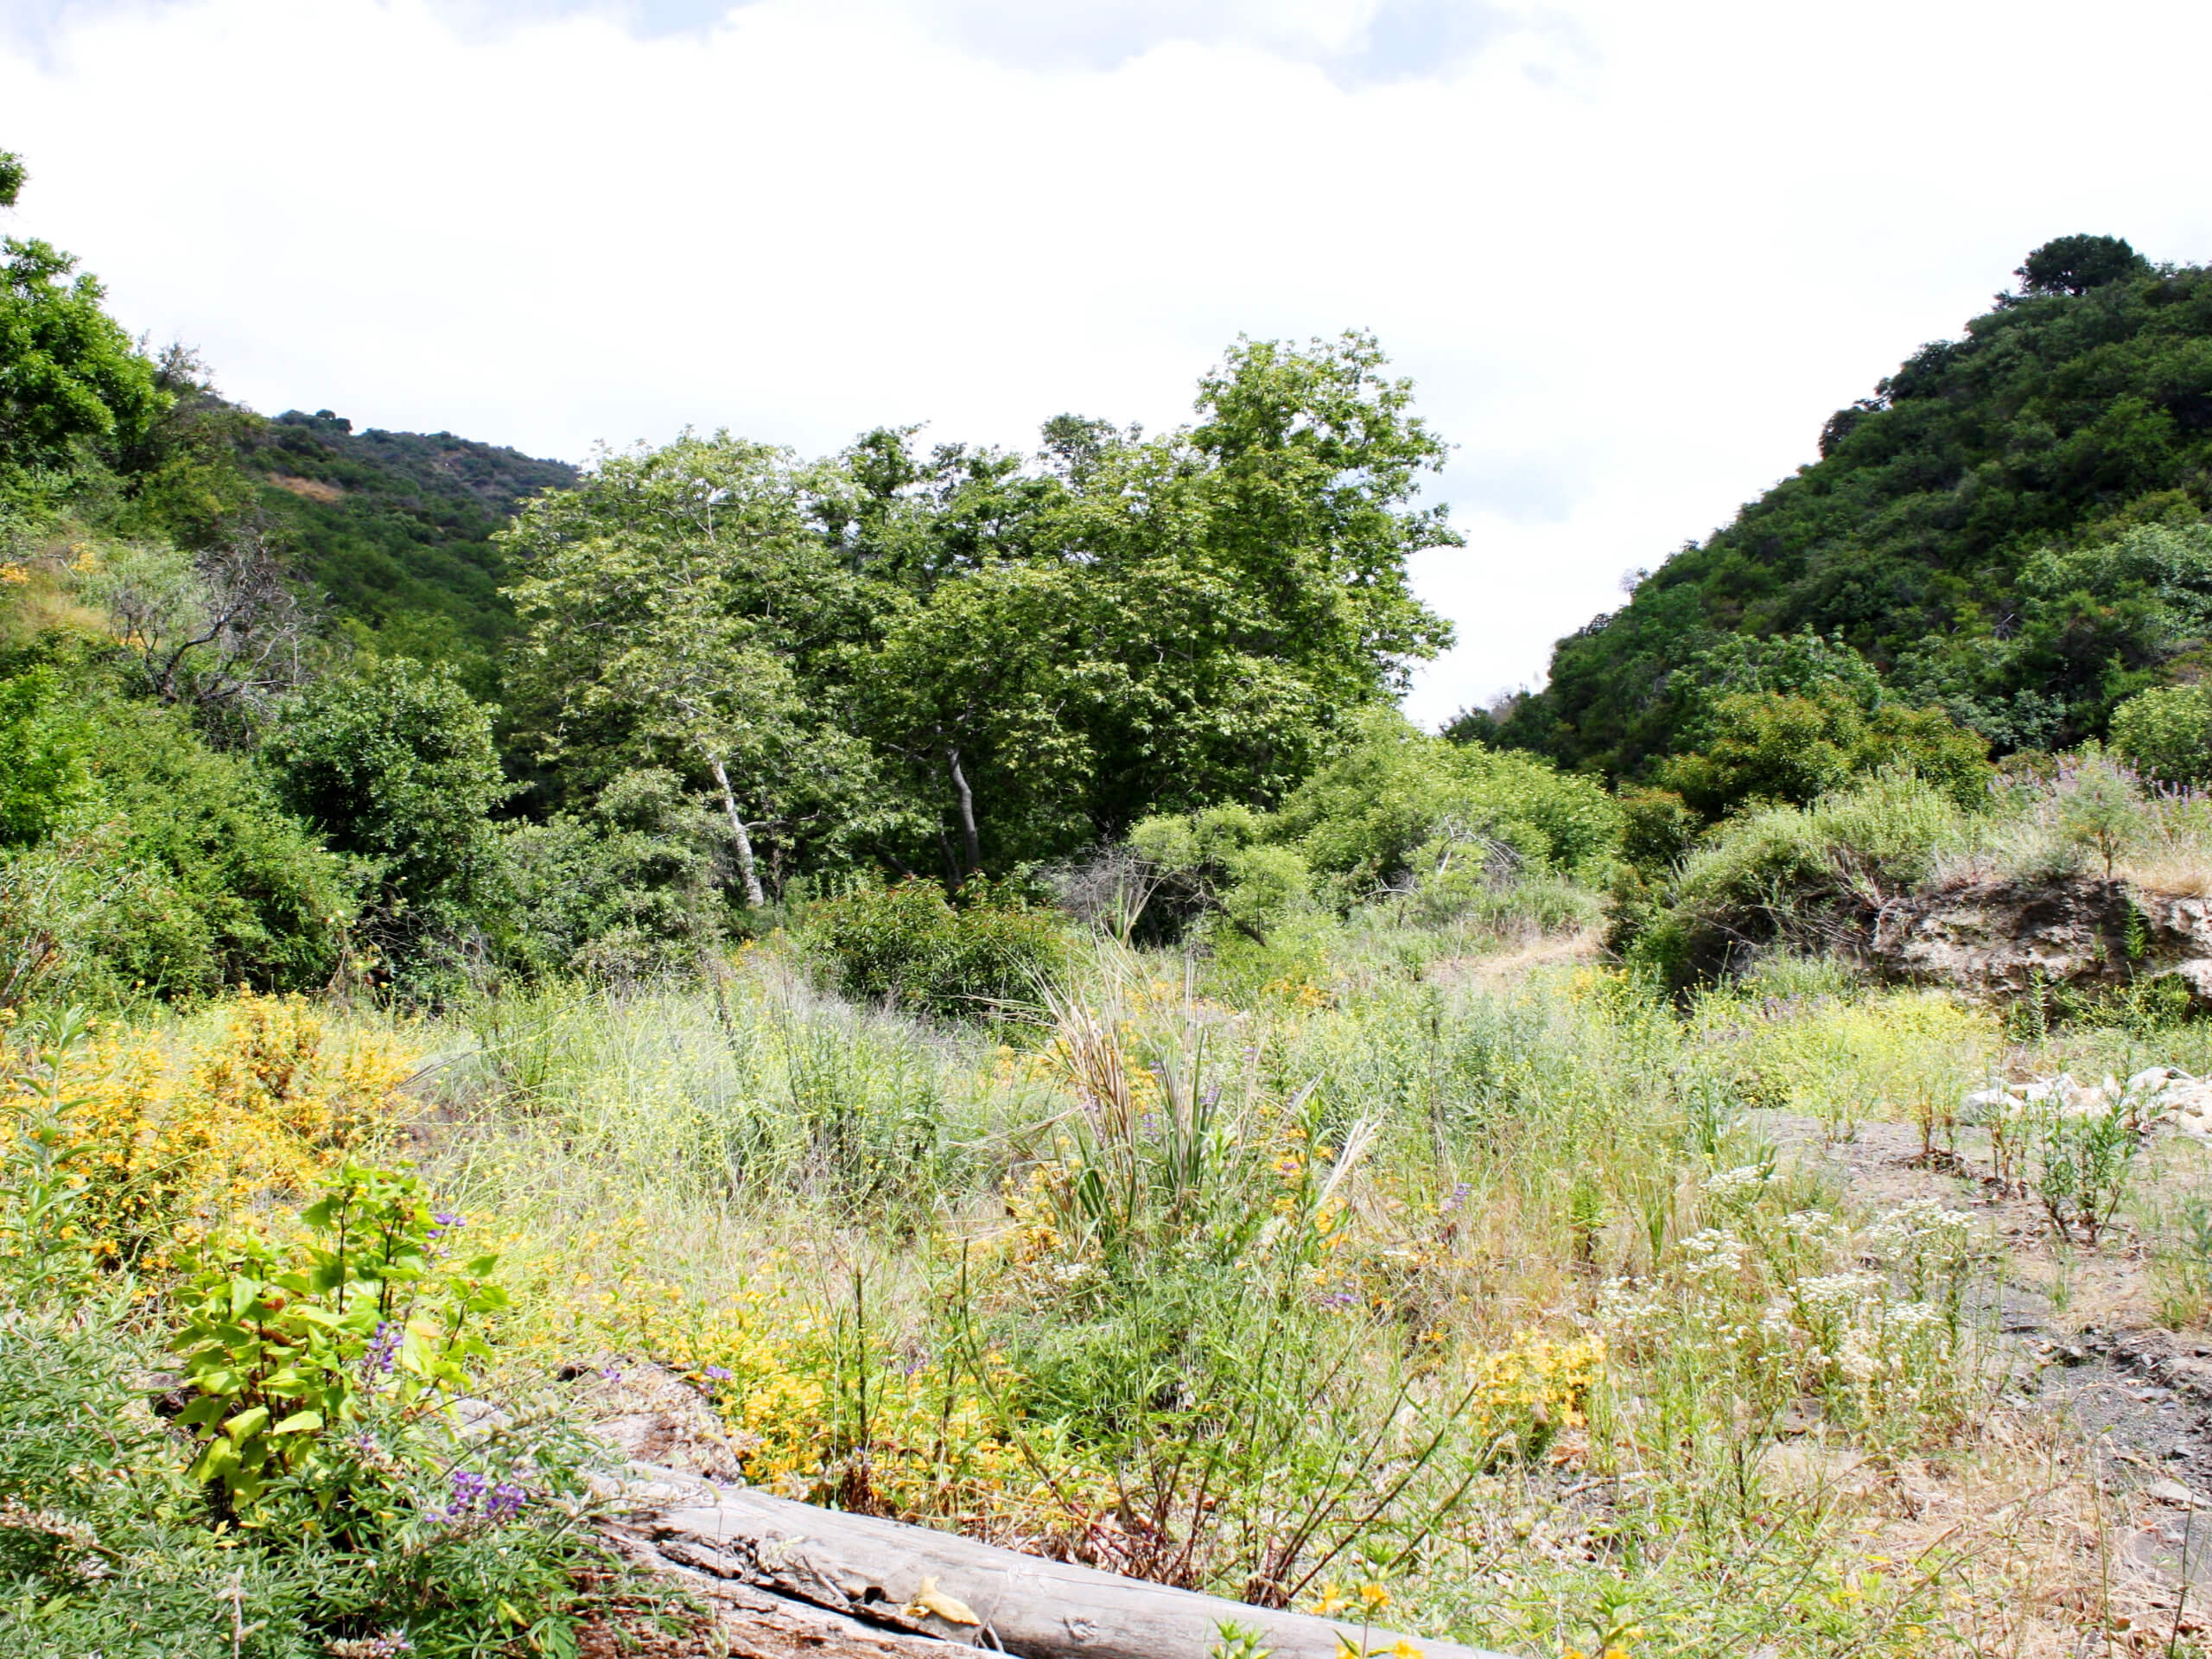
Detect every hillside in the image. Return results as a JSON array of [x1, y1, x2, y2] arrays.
[[1486, 235, 2212, 777], [236, 407, 576, 689]]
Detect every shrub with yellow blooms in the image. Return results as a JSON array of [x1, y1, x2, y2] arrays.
[[0, 992, 416, 1269]]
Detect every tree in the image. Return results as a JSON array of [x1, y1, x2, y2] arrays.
[[1048, 332, 1459, 831], [0, 149, 23, 210], [75, 528, 320, 742], [2016, 234, 2146, 297], [0, 234, 163, 474], [502, 434, 876, 906], [264, 660, 511, 973]]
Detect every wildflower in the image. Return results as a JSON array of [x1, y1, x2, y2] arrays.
[[359, 1322, 401, 1381], [1389, 1643, 1423, 1658], [1358, 1583, 1389, 1611], [487, 1481, 527, 1521], [447, 1468, 487, 1518], [1313, 1585, 1351, 1616], [704, 1365, 733, 1382], [325, 1637, 413, 1658]]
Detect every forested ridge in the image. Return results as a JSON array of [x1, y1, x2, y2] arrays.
[[1482, 234, 2212, 779]]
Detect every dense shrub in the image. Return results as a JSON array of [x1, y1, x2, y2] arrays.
[[81, 696, 351, 997], [805, 877, 1066, 1015], [266, 659, 512, 991], [1662, 690, 1993, 821], [1624, 771, 1968, 988], [2111, 682, 2212, 784], [0, 666, 88, 848], [1279, 709, 1621, 891], [503, 767, 733, 982]]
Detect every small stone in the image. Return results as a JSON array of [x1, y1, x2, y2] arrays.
[[2147, 1478, 2209, 1507], [2165, 1446, 2196, 1461]]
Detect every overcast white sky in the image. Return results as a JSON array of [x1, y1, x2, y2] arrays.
[[3, 0, 2206, 722]]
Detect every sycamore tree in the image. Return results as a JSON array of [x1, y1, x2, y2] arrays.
[[501, 434, 875, 908], [502, 334, 1459, 888], [1048, 331, 1459, 831]]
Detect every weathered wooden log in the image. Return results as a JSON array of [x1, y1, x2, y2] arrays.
[[614, 1484, 1522, 1659]]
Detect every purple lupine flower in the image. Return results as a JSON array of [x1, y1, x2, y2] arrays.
[[1201, 1082, 1222, 1111], [430, 1211, 462, 1231], [360, 1321, 401, 1382], [1319, 1290, 1359, 1308], [448, 1468, 487, 1518], [600, 1366, 623, 1382], [703, 1365, 732, 1382], [1440, 1181, 1471, 1217], [487, 1481, 528, 1522]]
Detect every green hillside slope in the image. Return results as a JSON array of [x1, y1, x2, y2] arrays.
[[1489, 235, 2212, 777], [236, 409, 575, 688]]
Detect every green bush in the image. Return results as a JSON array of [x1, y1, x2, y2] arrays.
[[266, 659, 512, 992], [806, 877, 1067, 1016], [83, 696, 351, 998], [0, 668, 89, 849], [1662, 690, 1993, 821], [1281, 709, 1621, 890], [503, 768, 732, 982], [2111, 682, 2212, 784], [0, 675, 349, 1004]]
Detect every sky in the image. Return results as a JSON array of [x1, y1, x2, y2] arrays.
[[3, 0, 2208, 724]]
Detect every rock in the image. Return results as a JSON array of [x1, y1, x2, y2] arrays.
[[1867, 876, 2212, 1007], [2147, 1478, 2209, 1508]]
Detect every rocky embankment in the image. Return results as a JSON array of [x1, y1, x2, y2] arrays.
[[1869, 875, 2212, 1008]]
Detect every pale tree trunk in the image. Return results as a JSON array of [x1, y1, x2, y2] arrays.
[[705, 753, 767, 908], [944, 744, 981, 880]]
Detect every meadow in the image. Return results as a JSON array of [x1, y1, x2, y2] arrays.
[[17, 851, 2212, 1658]]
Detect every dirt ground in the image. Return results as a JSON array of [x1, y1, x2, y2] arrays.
[[1748, 1106, 2212, 1642]]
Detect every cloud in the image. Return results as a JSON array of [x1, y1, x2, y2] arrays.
[[2, 0, 2209, 726]]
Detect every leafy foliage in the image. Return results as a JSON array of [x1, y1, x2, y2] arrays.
[[265, 660, 511, 988], [175, 1161, 507, 1502], [2109, 679, 2212, 783]]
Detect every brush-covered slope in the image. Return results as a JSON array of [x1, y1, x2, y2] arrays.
[[1490, 235, 2212, 776], [237, 409, 576, 685]]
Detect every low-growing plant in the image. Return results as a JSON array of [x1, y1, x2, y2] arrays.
[[174, 1160, 508, 1503], [2023, 1094, 2141, 1246]]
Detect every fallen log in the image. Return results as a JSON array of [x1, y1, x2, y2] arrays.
[[612, 1483, 1522, 1659]]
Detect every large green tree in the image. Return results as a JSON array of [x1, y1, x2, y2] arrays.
[[0, 150, 162, 480], [501, 434, 877, 905]]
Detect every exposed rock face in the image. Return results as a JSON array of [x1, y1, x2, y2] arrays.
[[1867, 876, 2212, 1007]]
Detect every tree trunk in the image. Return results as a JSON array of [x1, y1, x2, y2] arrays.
[[706, 753, 767, 909], [944, 745, 982, 880], [612, 1486, 1521, 1659]]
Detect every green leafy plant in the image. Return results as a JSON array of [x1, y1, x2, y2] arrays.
[[174, 1160, 508, 1503], [2024, 1096, 2142, 1247], [0, 1006, 99, 1302]]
